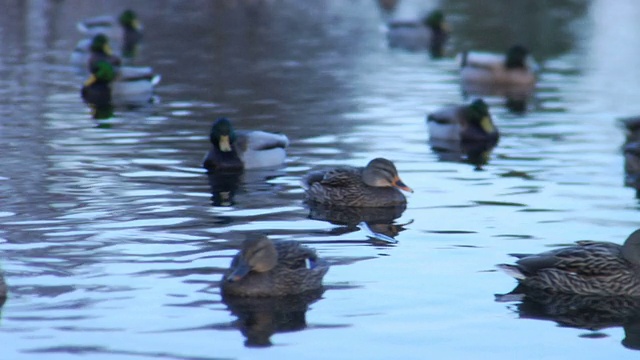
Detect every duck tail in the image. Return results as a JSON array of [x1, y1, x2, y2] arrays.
[[301, 171, 325, 190], [496, 264, 527, 280]]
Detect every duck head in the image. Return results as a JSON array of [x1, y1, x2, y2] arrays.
[[504, 45, 530, 69], [226, 236, 278, 282], [466, 99, 497, 135], [362, 158, 413, 193], [90, 33, 113, 55], [423, 9, 446, 32], [84, 60, 116, 86], [119, 9, 141, 31], [210, 118, 237, 152]]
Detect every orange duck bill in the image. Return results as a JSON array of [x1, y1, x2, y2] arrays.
[[392, 177, 413, 193]]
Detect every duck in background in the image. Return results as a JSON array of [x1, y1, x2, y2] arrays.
[[72, 9, 143, 66], [203, 117, 289, 172], [81, 60, 116, 119], [385, 9, 449, 57], [302, 158, 413, 207], [427, 98, 499, 143], [458, 45, 538, 86], [221, 235, 329, 297], [497, 229, 640, 296]]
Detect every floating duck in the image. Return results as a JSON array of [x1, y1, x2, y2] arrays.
[[497, 229, 640, 296], [386, 9, 449, 57], [203, 117, 289, 172], [221, 236, 329, 297], [458, 45, 538, 86], [302, 158, 413, 207]]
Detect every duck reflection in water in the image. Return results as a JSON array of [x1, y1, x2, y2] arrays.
[[496, 285, 640, 351], [307, 202, 409, 242], [207, 171, 242, 207], [222, 289, 324, 347]]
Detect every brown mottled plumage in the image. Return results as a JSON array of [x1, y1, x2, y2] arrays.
[[301, 158, 413, 208], [497, 229, 640, 296], [221, 236, 329, 297]]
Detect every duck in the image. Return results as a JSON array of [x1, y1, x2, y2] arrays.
[[458, 45, 538, 86], [81, 60, 116, 107], [427, 98, 499, 143], [85, 34, 159, 105], [221, 235, 329, 297], [496, 229, 640, 296], [386, 9, 449, 57], [203, 117, 289, 172], [301, 158, 413, 207], [72, 10, 143, 66]]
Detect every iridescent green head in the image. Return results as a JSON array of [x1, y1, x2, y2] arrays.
[[119, 9, 140, 30], [90, 34, 111, 54], [505, 45, 530, 69], [210, 118, 237, 152], [423, 10, 445, 30], [467, 99, 495, 134]]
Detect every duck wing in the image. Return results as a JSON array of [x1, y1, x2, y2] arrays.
[[236, 131, 289, 153], [275, 241, 322, 270], [513, 241, 626, 277], [427, 105, 464, 125], [458, 51, 503, 71]]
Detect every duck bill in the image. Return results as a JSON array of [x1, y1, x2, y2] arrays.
[[84, 74, 97, 86], [392, 177, 413, 193], [218, 135, 232, 152], [226, 261, 251, 282], [104, 44, 113, 56], [480, 116, 495, 133]]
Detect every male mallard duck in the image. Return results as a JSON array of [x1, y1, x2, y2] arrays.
[[221, 236, 329, 297], [458, 45, 538, 86], [81, 60, 116, 107], [427, 98, 499, 143], [85, 34, 159, 105], [301, 158, 413, 207], [203, 117, 289, 172], [72, 10, 143, 65], [497, 229, 640, 296], [386, 9, 449, 57]]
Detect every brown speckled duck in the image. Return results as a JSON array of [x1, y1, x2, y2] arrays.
[[497, 229, 640, 296], [301, 158, 413, 207], [221, 236, 329, 297]]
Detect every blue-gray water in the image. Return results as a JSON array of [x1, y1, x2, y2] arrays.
[[2, 0, 640, 359]]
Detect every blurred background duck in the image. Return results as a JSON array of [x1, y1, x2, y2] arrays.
[[71, 9, 144, 66], [458, 45, 538, 86], [302, 158, 413, 207], [203, 117, 290, 172], [497, 229, 640, 296], [385, 9, 449, 57], [221, 235, 329, 297], [427, 98, 498, 143], [81, 58, 158, 107]]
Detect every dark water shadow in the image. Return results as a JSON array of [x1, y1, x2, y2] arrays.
[[221, 289, 325, 348], [496, 285, 640, 351], [429, 138, 497, 170]]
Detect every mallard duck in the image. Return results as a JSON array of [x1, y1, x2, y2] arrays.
[[386, 9, 449, 57], [301, 158, 413, 207], [221, 236, 329, 297], [72, 10, 143, 66], [427, 98, 499, 143], [458, 45, 538, 86], [81, 60, 116, 107], [497, 229, 640, 296], [203, 117, 289, 172]]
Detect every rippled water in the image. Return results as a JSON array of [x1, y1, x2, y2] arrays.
[[2, 0, 640, 358]]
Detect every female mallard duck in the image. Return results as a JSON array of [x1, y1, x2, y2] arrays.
[[203, 117, 289, 172], [386, 9, 449, 57], [497, 229, 640, 296], [221, 235, 329, 297], [427, 98, 499, 143], [458, 45, 538, 86], [301, 158, 413, 207]]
